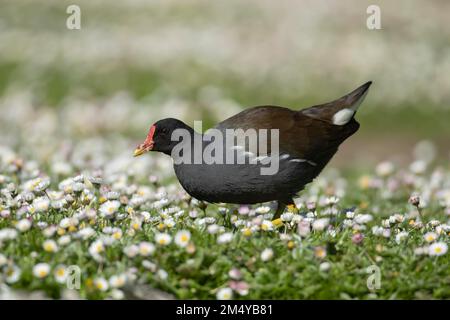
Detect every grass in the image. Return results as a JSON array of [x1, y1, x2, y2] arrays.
[[0, 161, 449, 299]]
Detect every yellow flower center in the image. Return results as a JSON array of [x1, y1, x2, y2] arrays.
[[38, 270, 48, 277]]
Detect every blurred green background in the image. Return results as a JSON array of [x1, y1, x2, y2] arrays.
[[0, 0, 449, 168]]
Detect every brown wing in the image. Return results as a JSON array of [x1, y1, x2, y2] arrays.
[[213, 105, 359, 166]]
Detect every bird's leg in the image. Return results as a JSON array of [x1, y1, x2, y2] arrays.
[[273, 198, 296, 220], [273, 202, 286, 220]]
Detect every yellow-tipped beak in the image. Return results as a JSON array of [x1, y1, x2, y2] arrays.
[[133, 148, 145, 157]]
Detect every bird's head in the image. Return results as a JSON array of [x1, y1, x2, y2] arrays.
[[134, 118, 191, 157]]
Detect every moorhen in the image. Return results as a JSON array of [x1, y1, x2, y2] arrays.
[[134, 82, 372, 218]]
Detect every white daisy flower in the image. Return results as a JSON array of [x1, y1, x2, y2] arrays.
[[261, 248, 274, 261], [123, 245, 139, 258], [94, 278, 109, 291], [89, 240, 105, 262], [0, 253, 7, 267], [217, 232, 233, 244], [157, 269, 168, 280], [59, 218, 71, 229], [312, 218, 329, 231], [175, 230, 191, 247], [297, 220, 311, 237], [255, 206, 271, 214], [33, 263, 51, 278], [54, 265, 68, 284], [43, 239, 58, 253], [109, 274, 127, 288], [139, 242, 155, 256], [260, 220, 273, 231], [16, 219, 32, 232], [0, 228, 18, 241], [325, 196, 339, 205], [424, 232, 438, 243], [354, 214, 373, 224], [319, 262, 331, 272], [99, 200, 121, 218], [43, 226, 57, 237], [216, 287, 233, 300], [155, 233, 172, 246], [110, 289, 124, 300], [376, 161, 394, 176], [395, 231, 409, 244], [346, 211, 355, 219], [5, 265, 21, 284], [32, 197, 50, 213], [429, 242, 448, 256], [207, 224, 220, 234], [281, 212, 294, 222]]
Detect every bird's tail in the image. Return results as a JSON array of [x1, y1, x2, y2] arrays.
[[301, 81, 372, 125]]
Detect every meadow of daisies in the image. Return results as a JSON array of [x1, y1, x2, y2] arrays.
[[1, 145, 449, 299], [1, 0, 450, 300]]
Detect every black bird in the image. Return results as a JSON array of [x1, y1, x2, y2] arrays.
[[134, 82, 372, 218]]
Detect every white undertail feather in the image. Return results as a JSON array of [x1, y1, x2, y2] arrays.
[[332, 89, 368, 125], [332, 108, 355, 125]]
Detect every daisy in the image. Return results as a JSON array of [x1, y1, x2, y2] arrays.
[[155, 233, 172, 246], [312, 218, 329, 231], [139, 242, 156, 256], [325, 196, 339, 206], [429, 242, 448, 256], [0, 253, 7, 267], [43, 226, 57, 237], [99, 200, 121, 218], [157, 269, 168, 280], [255, 206, 271, 214], [33, 263, 51, 278], [424, 232, 438, 243], [54, 265, 68, 284], [228, 268, 242, 280], [376, 161, 394, 177], [175, 230, 191, 247], [314, 246, 327, 259], [89, 240, 105, 262], [0, 228, 18, 241], [260, 248, 274, 261], [281, 212, 294, 222], [355, 214, 373, 224], [298, 220, 311, 237], [207, 224, 220, 234], [59, 218, 71, 229], [43, 239, 58, 253], [110, 289, 125, 300], [5, 265, 21, 284], [395, 231, 409, 244], [130, 218, 142, 231], [260, 220, 273, 231], [32, 197, 50, 213], [109, 274, 127, 288], [16, 219, 32, 232], [217, 232, 233, 244], [216, 287, 233, 300], [319, 262, 331, 272], [94, 278, 109, 291], [123, 245, 139, 258], [112, 229, 123, 240]]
